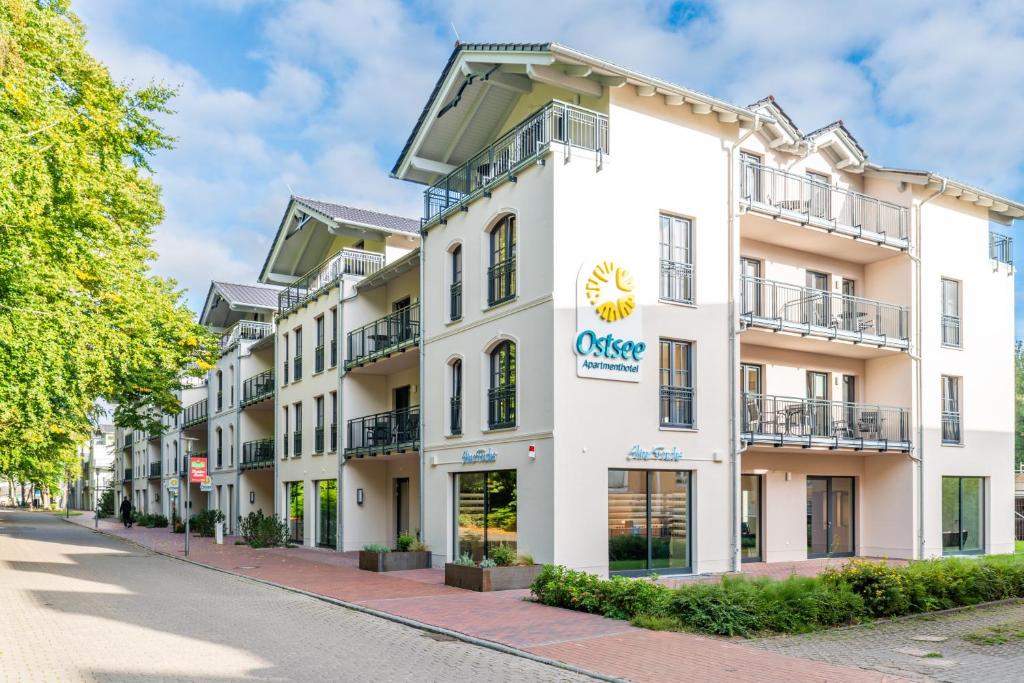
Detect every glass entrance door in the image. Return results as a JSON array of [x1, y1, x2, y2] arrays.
[[288, 481, 304, 544], [741, 474, 762, 562], [608, 470, 691, 575], [395, 477, 410, 538], [740, 258, 761, 316], [807, 371, 829, 436], [942, 477, 984, 554], [317, 480, 337, 548], [807, 476, 855, 558], [805, 271, 830, 326]]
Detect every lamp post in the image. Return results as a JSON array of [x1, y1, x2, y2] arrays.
[[181, 437, 198, 557]]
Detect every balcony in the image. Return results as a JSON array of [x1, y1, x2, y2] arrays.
[[148, 463, 161, 479], [220, 320, 273, 351], [740, 161, 909, 250], [942, 411, 962, 445], [990, 233, 1013, 265], [487, 259, 516, 307], [314, 426, 324, 454], [487, 386, 516, 430], [278, 248, 385, 315], [182, 399, 208, 428], [941, 315, 961, 348], [314, 344, 324, 373], [450, 281, 462, 321], [293, 431, 302, 457], [241, 439, 274, 471], [123, 467, 131, 482], [345, 407, 420, 458], [659, 386, 695, 429], [450, 396, 462, 436], [740, 276, 909, 350], [241, 369, 274, 406], [742, 393, 911, 451], [423, 101, 609, 225], [293, 355, 302, 381], [346, 304, 419, 370]]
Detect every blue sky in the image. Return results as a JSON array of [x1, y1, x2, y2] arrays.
[[74, 1, 1024, 332]]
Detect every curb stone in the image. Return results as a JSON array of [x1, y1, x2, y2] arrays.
[[65, 517, 624, 683]]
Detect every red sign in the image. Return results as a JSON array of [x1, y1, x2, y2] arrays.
[[189, 457, 208, 484]]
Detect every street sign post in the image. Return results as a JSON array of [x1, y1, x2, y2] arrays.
[[189, 457, 207, 484], [180, 439, 200, 557]]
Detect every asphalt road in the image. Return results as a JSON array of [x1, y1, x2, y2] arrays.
[[0, 509, 590, 682]]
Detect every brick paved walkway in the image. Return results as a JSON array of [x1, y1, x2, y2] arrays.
[[71, 513, 902, 682]]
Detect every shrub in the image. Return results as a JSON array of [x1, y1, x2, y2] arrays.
[[453, 553, 475, 567], [821, 559, 908, 617], [489, 543, 517, 567], [98, 489, 116, 516], [518, 552, 535, 566], [189, 509, 225, 537], [409, 539, 430, 552], [239, 510, 289, 548], [395, 532, 417, 552], [479, 558, 497, 568], [363, 544, 390, 553], [150, 514, 168, 528]]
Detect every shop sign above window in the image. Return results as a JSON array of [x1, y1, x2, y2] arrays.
[[627, 445, 683, 462], [462, 448, 498, 465]]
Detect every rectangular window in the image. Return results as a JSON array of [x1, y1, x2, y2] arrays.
[[293, 402, 302, 456], [329, 308, 338, 367], [293, 327, 303, 380], [941, 376, 962, 444], [282, 406, 289, 458], [659, 339, 694, 428], [740, 151, 763, 202], [941, 278, 961, 347], [608, 470, 691, 575], [314, 396, 324, 453], [659, 214, 693, 304], [942, 476, 984, 554], [314, 316, 325, 373], [288, 481, 304, 544], [455, 470, 517, 561], [282, 334, 290, 384], [329, 392, 337, 452]]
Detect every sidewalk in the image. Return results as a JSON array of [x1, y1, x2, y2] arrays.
[[71, 513, 902, 682]]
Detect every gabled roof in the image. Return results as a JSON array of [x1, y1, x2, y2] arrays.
[[199, 281, 280, 327], [292, 196, 420, 235], [806, 120, 867, 159]]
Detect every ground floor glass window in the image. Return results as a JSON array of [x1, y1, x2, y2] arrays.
[[455, 470, 517, 562], [317, 480, 337, 549], [287, 481, 304, 544], [942, 476, 983, 554], [608, 470, 691, 574]]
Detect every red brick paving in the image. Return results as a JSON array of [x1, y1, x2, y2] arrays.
[[72, 514, 904, 682]]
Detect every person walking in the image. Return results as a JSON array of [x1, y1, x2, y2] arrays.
[[119, 496, 133, 528]]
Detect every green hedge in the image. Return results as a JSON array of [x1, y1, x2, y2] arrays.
[[530, 556, 1024, 637]]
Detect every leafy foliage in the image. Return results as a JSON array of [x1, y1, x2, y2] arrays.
[[188, 509, 225, 537], [362, 544, 389, 553], [239, 510, 289, 548], [531, 556, 1024, 637], [0, 0, 216, 492], [488, 543, 517, 567], [453, 553, 475, 567], [395, 532, 416, 552]]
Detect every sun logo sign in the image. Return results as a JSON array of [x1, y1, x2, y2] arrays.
[[585, 261, 636, 322], [575, 259, 646, 383]]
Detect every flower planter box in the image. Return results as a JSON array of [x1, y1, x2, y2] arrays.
[[444, 563, 544, 592], [358, 550, 431, 572]]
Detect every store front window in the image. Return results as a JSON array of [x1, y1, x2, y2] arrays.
[[942, 476, 984, 555], [608, 470, 691, 575], [288, 481, 304, 544], [455, 470, 517, 562]]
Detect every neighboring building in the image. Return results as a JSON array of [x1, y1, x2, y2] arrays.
[[259, 195, 421, 549], [69, 424, 115, 510], [386, 42, 1019, 574]]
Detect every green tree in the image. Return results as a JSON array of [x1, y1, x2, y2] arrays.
[[1016, 341, 1024, 471], [0, 0, 216, 483]]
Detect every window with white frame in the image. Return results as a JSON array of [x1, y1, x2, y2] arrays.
[[941, 375, 961, 444], [659, 215, 693, 304], [660, 339, 694, 428]]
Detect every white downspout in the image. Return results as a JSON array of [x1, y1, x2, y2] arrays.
[[418, 236, 427, 554], [728, 115, 762, 573], [911, 178, 945, 559]]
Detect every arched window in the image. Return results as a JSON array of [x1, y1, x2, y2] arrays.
[[487, 216, 516, 306], [216, 371, 223, 411], [450, 359, 463, 435], [173, 441, 179, 475], [216, 427, 223, 468], [228, 425, 235, 465], [450, 245, 463, 321], [488, 341, 516, 429]]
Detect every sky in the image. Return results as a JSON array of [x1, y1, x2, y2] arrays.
[[74, 0, 1024, 331]]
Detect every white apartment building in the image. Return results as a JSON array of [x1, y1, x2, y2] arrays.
[[259, 196, 421, 549], [69, 424, 115, 511], [386, 42, 1019, 575]]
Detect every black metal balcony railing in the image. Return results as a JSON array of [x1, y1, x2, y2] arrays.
[[740, 160, 910, 248], [941, 315, 961, 348], [278, 248, 385, 315], [450, 396, 462, 435], [148, 462, 161, 479], [487, 386, 516, 430], [182, 399, 208, 428], [450, 281, 462, 320], [487, 258, 516, 306], [345, 407, 420, 457], [742, 393, 911, 451], [942, 411, 962, 445], [241, 439, 274, 471], [216, 391, 223, 412], [314, 426, 324, 453], [293, 355, 302, 381], [314, 345, 324, 373], [330, 423, 337, 451], [216, 447, 223, 469], [990, 232, 1013, 265], [740, 275, 910, 347], [293, 431, 302, 457], [660, 260, 694, 305], [423, 100, 609, 224], [123, 467, 131, 482], [330, 338, 337, 367], [282, 433, 289, 458], [346, 304, 420, 369], [659, 386, 695, 428], [283, 359, 289, 384], [241, 369, 274, 406]]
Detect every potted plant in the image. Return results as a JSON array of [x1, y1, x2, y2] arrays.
[[358, 532, 431, 572], [444, 544, 542, 591]]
